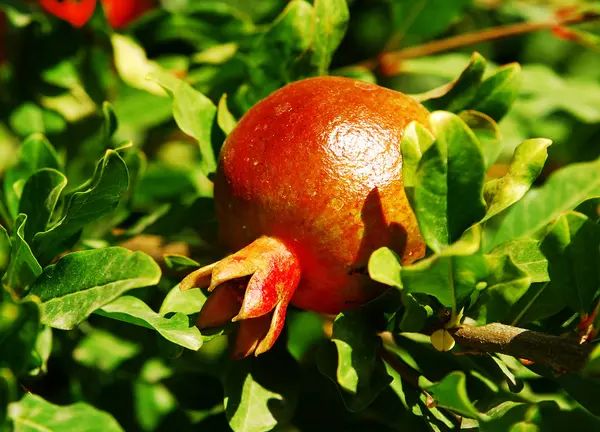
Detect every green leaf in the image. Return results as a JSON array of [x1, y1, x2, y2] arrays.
[[163, 255, 200, 272], [480, 401, 600, 432], [317, 310, 392, 411], [111, 34, 166, 96], [483, 139, 551, 222], [73, 329, 141, 373], [147, 70, 218, 175], [540, 211, 600, 315], [159, 284, 206, 316], [398, 293, 432, 333], [0, 225, 10, 281], [9, 103, 67, 138], [96, 296, 203, 351], [29, 325, 52, 376], [400, 121, 435, 205], [491, 158, 600, 248], [0, 300, 40, 376], [414, 111, 486, 252], [368, 247, 402, 289], [3, 134, 62, 220], [510, 281, 564, 326], [471, 63, 522, 121], [488, 239, 549, 283], [28, 247, 161, 330], [2, 215, 42, 294], [134, 359, 176, 431], [421, 372, 482, 419], [401, 227, 487, 310], [217, 94, 237, 136], [311, 0, 350, 75], [18, 169, 67, 244], [33, 150, 130, 265], [8, 394, 124, 432], [421, 52, 486, 112], [225, 348, 299, 432], [0, 368, 17, 428], [459, 110, 502, 169], [391, 0, 472, 40], [473, 253, 531, 323]]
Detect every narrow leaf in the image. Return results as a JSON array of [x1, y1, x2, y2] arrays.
[[33, 150, 129, 265], [0, 300, 40, 376], [111, 34, 166, 96], [415, 111, 486, 251], [96, 296, 203, 351], [0, 225, 9, 281], [3, 134, 61, 219], [459, 110, 502, 168], [9, 394, 124, 432], [18, 169, 67, 244], [2, 215, 42, 293], [492, 157, 600, 248], [422, 52, 486, 112], [471, 63, 522, 122], [311, 0, 350, 75], [28, 247, 161, 330], [147, 70, 217, 174], [217, 94, 237, 136], [400, 121, 435, 205], [483, 138, 551, 222]]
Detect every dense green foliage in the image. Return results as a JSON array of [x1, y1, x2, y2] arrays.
[[1, 1, 600, 431]]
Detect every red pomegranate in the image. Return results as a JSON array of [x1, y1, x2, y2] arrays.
[[180, 76, 429, 358], [102, 0, 154, 29]]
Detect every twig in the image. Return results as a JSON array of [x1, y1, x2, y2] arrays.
[[449, 323, 594, 373], [361, 11, 600, 74]]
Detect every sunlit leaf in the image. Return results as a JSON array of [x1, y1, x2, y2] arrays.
[[491, 158, 600, 248], [471, 63, 522, 121], [217, 94, 237, 136], [8, 394, 124, 432], [414, 111, 486, 252], [96, 296, 203, 351], [311, 0, 350, 75], [28, 248, 161, 330], [148, 70, 218, 174], [483, 138, 551, 222]]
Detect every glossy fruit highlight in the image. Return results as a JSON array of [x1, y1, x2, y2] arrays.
[[181, 76, 429, 358]]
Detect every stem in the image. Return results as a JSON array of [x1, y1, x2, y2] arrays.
[[361, 11, 600, 74], [450, 323, 594, 373]]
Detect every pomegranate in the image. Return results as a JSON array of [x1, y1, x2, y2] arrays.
[[180, 76, 429, 358], [102, 0, 154, 29], [39, 0, 153, 28]]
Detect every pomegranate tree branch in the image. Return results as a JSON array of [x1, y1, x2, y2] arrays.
[[362, 11, 600, 74], [449, 323, 594, 373]]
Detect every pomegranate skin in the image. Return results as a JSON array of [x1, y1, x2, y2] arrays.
[[214, 76, 428, 315]]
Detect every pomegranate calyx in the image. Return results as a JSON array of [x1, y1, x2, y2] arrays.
[[180, 236, 301, 358]]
